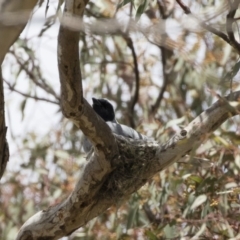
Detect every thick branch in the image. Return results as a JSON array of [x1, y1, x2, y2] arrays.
[[0, 68, 9, 179], [17, 90, 240, 239], [0, 0, 38, 64], [57, 0, 117, 159]]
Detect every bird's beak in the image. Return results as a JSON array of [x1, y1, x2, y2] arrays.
[[92, 98, 100, 105]]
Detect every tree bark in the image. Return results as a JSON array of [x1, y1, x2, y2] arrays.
[[16, 90, 240, 239]]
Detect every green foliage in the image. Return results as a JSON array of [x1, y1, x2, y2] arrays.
[[135, 0, 148, 19], [117, 0, 132, 10]]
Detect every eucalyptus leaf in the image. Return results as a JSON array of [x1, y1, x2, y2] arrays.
[[135, 0, 148, 19], [117, 0, 132, 10], [190, 194, 207, 210]]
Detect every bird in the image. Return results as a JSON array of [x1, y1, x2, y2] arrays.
[[82, 98, 148, 153]]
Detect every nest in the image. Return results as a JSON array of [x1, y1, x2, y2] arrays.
[[99, 137, 158, 200]]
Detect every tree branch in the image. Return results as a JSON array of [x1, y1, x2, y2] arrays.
[[176, 0, 235, 51], [9, 50, 60, 101], [124, 35, 140, 129], [0, 0, 39, 64], [17, 88, 240, 238], [4, 79, 59, 105], [57, 0, 117, 156], [13, 1, 240, 239], [151, 2, 174, 116], [226, 0, 240, 52], [0, 68, 9, 179], [151, 47, 169, 116]]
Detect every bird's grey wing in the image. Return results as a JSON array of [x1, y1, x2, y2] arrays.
[[106, 122, 148, 140], [82, 122, 148, 154]]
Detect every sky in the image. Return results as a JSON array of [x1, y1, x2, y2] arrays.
[[3, 2, 61, 170]]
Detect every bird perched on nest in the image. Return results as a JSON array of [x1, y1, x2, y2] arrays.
[[82, 98, 148, 153], [82, 98, 212, 168]]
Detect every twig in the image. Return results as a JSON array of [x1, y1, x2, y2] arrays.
[[85, 60, 132, 67], [176, 0, 191, 14], [234, 17, 240, 21], [143, 203, 162, 224], [151, 58, 168, 115], [124, 35, 140, 128], [4, 79, 59, 104], [176, 0, 233, 51], [124, 3, 139, 129], [151, 1, 173, 115], [9, 50, 60, 101], [226, 0, 240, 52]]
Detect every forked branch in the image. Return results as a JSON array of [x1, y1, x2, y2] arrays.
[[16, 85, 240, 239]]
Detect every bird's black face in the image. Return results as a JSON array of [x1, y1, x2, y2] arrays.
[[92, 98, 115, 122]]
